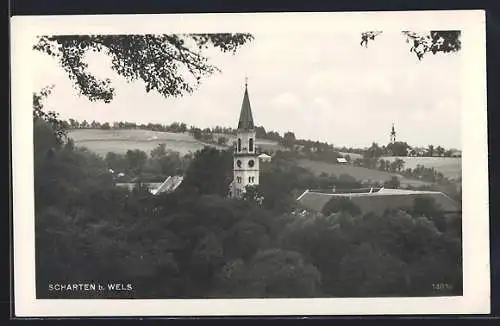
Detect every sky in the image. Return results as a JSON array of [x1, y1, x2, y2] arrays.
[[32, 31, 462, 149]]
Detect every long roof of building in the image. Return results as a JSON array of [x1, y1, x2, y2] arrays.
[[297, 187, 460, 214]]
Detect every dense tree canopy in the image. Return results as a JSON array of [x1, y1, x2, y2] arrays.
[[33, 34, 254, 102], [280, 210, 462, 297], [322, 197, 361, 217], [179, 147, 233, 197]]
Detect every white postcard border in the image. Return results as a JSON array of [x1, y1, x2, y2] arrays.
[[11, 10, 489, 316]]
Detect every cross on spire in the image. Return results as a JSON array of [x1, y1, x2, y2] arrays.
[[245, 76, 248, 88]]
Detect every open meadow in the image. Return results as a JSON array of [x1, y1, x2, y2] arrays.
[[383, 156, 461, 180], [68, 129, 226, 156], [296, 159, 431, 187], [68, 129, 283, 157]]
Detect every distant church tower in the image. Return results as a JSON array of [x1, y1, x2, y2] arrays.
[[230, 78, 260, 198], [390, 123, 397, 144]]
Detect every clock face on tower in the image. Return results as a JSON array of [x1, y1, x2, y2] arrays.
[[236, 160, 242, 168], [248, 160, 255, 168]]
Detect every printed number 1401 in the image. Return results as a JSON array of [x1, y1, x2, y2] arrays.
[[432, 283, 453, 291]]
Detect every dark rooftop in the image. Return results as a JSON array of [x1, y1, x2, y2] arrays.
[[297, 188, 460, 215]]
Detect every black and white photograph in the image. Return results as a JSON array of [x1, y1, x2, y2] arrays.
[[11, 11, 489, 316]]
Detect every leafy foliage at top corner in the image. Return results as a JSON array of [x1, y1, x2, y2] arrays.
[[33, 33, 254, 103], [361, 30, 461, 60]]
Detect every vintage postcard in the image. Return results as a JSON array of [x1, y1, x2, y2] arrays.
[[11, 10, 489, 317]]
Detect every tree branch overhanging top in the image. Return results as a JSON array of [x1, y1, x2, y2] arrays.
[[33, 33, 254, 103], [360, 30, 461, 61]]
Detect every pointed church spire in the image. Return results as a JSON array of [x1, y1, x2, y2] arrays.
[[238, 78, 254, 130]]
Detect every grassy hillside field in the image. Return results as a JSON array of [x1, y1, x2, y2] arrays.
[[68, 129, 282, 157], [335, 154, 461, 180], [295, 159, 431, 188], [68, 129, 226, 156], [382, 156, 461, 180]]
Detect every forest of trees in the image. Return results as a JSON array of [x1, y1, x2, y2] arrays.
[[104, 144, 193, 183], [34, 90, 463, 299]]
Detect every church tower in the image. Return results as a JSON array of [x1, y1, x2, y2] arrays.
[[231, 79, 260, 198], [390, 123, 396, 144]]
